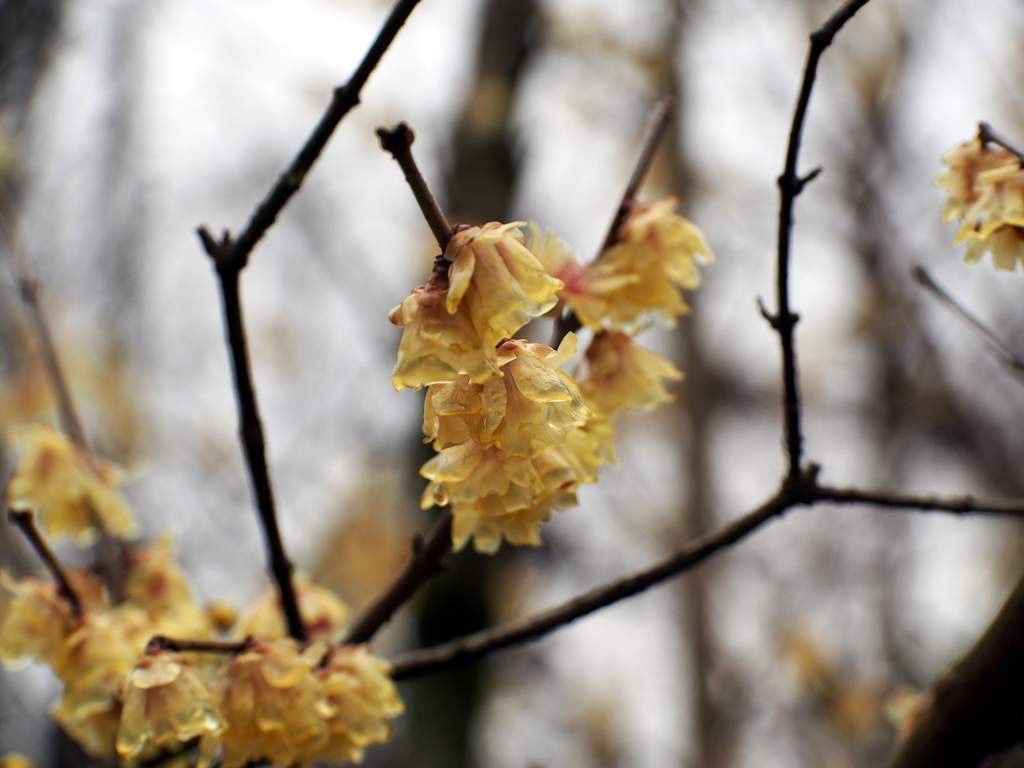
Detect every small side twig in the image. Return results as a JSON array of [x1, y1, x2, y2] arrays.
[[0, 184, 86, 448], [7, 509, 82, 616], [770, 0, 873, 481], [345, 509, 453, 644], [377, 123, 453, 250], [978, 121, 1024, 165], [912, 265, 1024, 381], [388, 477, 1024, 679], [145, 635, 251, 655], [552, 97, 675, 345]]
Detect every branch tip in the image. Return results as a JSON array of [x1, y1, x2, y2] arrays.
[[377, 121, 452, 249]]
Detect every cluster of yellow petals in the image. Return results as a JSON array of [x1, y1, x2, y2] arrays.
[[200, 639, 402, 768], [534, 198, 713, 331], [0, 572, 78, 668], [236, 577, 351, 642], [389, 222, 563, 391], [937, 135, 1024, 270], [579, 331, 684, 418], [4, 424, 133, 542], [420, 335, 604, 552], [117, 651, 224, 761]]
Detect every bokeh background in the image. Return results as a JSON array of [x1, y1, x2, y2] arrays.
[[3, 0, 1024, 766]]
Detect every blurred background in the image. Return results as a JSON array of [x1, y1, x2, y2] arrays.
[[3, 0, 1024, 766]]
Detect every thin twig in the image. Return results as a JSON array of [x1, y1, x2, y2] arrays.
[[387, 477, 1024, 679], [978, 121, 1024, 165], [377, 123, 453, 250], [146, 635, 250, 655], [7, 509, 83, 616], [551, 97, 675, 345], [912, 265, 1024, 380], [768, 0, 872, 481], [198, 231, 306, 642], [345, 509, 452, 644], [0, 184, 86, 448], [212, 0, 426, 271]]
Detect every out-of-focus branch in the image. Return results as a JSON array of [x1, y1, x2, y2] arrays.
[[388, 475, 1024, 679], [0, 183, 86, 448], [552, 97, 675, 345], [979, 121, 1024, 165], [377, 123, 453, 250], [197, 230, 306, 642], [887, 568, 1024, 768], [213, 0, 426, 271], [145, 635, 250, 655], [345, 509, 453, 644], [767, 0, 872, 481], [912, 266, 1024, 381], [7, 509, 82, 616]]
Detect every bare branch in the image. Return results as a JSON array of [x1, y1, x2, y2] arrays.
[[978, 121, 1024, 165], [146, 635, 250, 655], [912, 265, 1024, 381], [7, 509, 83, 616], [771, 0, 873, 481], [0, 183, 86, 448], [345, 509, 452, 644], [388, 477, 1024, 679], [212, 0, 426, 271], [377, 123, 453, 250]]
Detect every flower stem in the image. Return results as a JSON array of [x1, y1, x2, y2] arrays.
[[7, 509, 83, 617], [377, 123, 453, 250]]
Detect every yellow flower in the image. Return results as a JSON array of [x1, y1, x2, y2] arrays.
[[0, 572, 78, 668], [579, 331, 683, 417], [51, 612, 143, 758], [445, 221, 563, 346], [116, 651, 225, 760], [936, 136, 1019, 223], [201, 639, 332, 768], [308, 645, 404, 765], [423, 334, 589, 457], [123, 535, 213, 639], [4, 424, 134, 542], [597, 197, 713, 329], [236, 577, 351, 643], [389, 279, 500, 391], [1, 755, 34, 768]]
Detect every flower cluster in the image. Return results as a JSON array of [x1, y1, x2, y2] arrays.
[[390, 204, 711, 551], [937, 134, 1024, 270]]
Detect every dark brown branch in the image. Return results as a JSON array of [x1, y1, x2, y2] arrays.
[[887, 568, 1024, 768], [912, 265, 1024, 380], [377, 123, 453, 250], [345, 509, 453, 644], [212, 0, 425, 271], [7, 509, 82, 616], [979, 121, 1024, 165], [388, 476, 1024, 679], [770, 0, 872, 481], [551, 97, 675, 345], [197, 236, 305, 641], [0, 184, 86, 448], [146, 635, 250, 655]]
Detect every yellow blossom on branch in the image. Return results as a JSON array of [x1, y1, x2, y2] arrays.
[[4, 424, 134, 542], [116, 651, 225, 761], [579, 331, 683, 418], [0, 572, 78, 668], [236, 577, 351, 643]]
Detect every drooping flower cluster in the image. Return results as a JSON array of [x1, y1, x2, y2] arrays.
[[937, 133, 1024, 270], [390, 205, 712, 551]]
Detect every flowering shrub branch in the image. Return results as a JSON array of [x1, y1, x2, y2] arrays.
[[6, 509, 82, 617]]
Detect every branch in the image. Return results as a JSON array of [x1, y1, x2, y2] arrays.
[[145, 635, 250, 655], [345, 509, 452, 644], [887, 567, 1024, 768], [978, 121, 1024, 165], [213, 0, 425, 271], [770, 0, 872, 481], [912, 265, 1024, 381], [198, 230, 305, 642], [0, 183, 86, 448], [388, 476, 1024, 679], [551, 97, 675, 345], [7, 509, 82, 616], [377, 123, 453, 250]]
